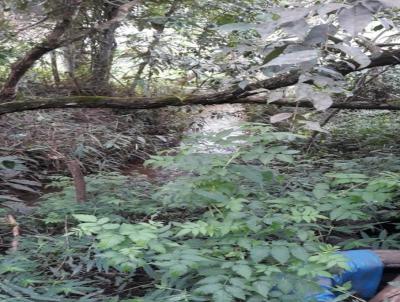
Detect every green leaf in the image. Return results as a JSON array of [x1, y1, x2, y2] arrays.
[[312, 183, 330, 199], [225, 285, 246, 300], [171, 264, 188, 277], [148, 241, 166, 253], [102, 223, 121, 230], [213, 289, 234, 302], [97, 233, 125, 249], [231, 165, 264, 186], [119, 223, 137, 235], [73, 214, 97, 223], [250, 247, 270, 263], [97, 217, 110, 224], [226, 198, 244, 212], [232, 264, 252, 279], [330, 207, 347, 220], [271, 246, 290, 264], [196, 283, 223, 294], [197, 276, 228, 285], [290, 246, 309, 261], [277, 278, 293, 294], [253, 281, 272, 297], [297, 230, 309, 242], [275, 154, 294, 163], [195, 190, 229, 203]]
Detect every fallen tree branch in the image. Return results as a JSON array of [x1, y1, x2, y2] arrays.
[[1, 94, 400, 115], [375, 250, 400, 269], [369, 275, 400, 302], [1, 45, 399, 113], [1, 47, 400, 115]]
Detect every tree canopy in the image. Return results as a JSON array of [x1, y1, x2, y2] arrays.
[[0, 0, 399, 115]]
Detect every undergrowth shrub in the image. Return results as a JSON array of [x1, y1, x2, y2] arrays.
[[326, 110, 400, 152], [0, 123, 400, 301], [37, 173, 158, 225]]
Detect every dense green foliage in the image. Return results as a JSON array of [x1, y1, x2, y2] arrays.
[[1, 123, 400, 301], [1, 0, 400, 301]]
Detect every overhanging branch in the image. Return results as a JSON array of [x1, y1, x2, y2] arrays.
[[238, 48, 400, 95]]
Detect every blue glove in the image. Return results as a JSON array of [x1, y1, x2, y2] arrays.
[[313, 250, 383, 301]]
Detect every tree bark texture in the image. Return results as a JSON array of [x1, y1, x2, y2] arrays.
[[1, 94, 400, 116], [50, 51, 61, 87], [66, 159, 87, 203], [369, 276, 400, 302], [1, 47, 400, 115], [90, 4, 121, 95], [0, 0, 83, 101], [0, 0, 140, 102]]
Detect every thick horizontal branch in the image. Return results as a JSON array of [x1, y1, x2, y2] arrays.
[[1, 94, 400, 116], [1, 46, 400, 115]]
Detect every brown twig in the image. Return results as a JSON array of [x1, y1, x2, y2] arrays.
[[48, 147, 87, 203], [66, 159, 87, 203], [6, 215, 20, 252]]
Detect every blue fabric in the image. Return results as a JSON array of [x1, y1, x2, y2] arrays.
[[312, 250, 384, 301]]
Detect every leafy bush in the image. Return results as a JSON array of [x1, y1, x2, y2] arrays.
[[37, 172, 158, 225], [1, 124, 400, 301], [71, 124, 400, 301]]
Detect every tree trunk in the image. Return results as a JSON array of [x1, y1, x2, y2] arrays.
[[63, 43, 83, 94], [0, 0, 139, 102], [50, 51, 61, 87], [90, 24, 119, 95], [90, 4, 120, 95], [0, 0, 83, 101]]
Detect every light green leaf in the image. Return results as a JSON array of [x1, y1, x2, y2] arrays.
[[213, 289, 234, 302], [275, 154, 293, 164], [73, 214, 97, 223], [271, 246, 290, 264], [250, 247, 270, 263], [313, 183, 329, 199], [196, 283, 223, 294], [253, 281, 272, 297], [98, 233, 125, 249], [290, 246, 310, 261], [232, 264, 252, 279], [225, 285, 246, 300]]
